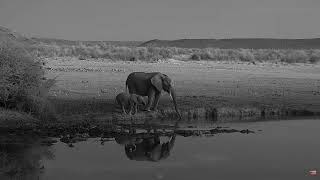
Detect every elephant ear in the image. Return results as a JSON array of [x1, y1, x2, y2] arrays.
[[171, 79, 174, 86], [151, 74, 163, 92]]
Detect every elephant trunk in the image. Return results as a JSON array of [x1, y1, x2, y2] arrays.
[[170, 88, 182, 119]]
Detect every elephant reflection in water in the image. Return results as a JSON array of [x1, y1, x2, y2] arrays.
[[115, 128, 176, 162]]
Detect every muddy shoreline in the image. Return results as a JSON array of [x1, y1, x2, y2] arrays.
[[49, 95, 320, 120], [1, 96, 319, 137]]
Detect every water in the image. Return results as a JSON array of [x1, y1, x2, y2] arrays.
[[1, 119, 320, 180]]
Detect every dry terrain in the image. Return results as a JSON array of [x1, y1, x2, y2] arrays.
[[44, 57, 320, 121]]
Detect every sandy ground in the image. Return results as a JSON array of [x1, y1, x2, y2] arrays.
[[44, 57, 320, 115]]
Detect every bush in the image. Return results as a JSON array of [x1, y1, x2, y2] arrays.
[[210, 49, 228, 61], [309, 49, 320, 64], [0, 108, 37, 124], [199, 49, 213, 60], [252, 49, 283, 62], [0, 39, 57, 120], [23, 40, 320, 64], [309, 55, 320, 64], [159, 48, 173, 59], [190, 54, 201, 60], [21, 96, 57, 121], [136, 47, 148, 60], [238, 49, 255, 62], [0, 40, 43, 106], [280, 50, 308, 63]]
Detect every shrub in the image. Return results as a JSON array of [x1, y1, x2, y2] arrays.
[[280, 50, 308, 63], [0, 40, 43, 106], [210, 49, 227, 61], [78, 55, 86, 60], [136, 47, 148, 60], [238, 49, 255, 62], [129, 57, 137, 61], [0, 39, 57, 120], [309, 55, 320, 64], [309, 49, 320, 64], [253, 49, 283, 62], [21, 95, 57, 121], [0, 108, 37, 124], [159, 48, 173, 59], [190, 53, 201, 60], [199, 49, 213, 60]]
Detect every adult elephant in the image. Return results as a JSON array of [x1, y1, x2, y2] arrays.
[[125, 72, 181, 119], [124, 133, 176, 162]]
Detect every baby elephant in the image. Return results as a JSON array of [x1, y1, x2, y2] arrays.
[[116, 92, 146, 115]]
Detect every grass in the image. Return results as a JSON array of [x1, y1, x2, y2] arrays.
[[25, 41, 320, 64], [0, 108, 37, 122], [42, 58, 320, 121]]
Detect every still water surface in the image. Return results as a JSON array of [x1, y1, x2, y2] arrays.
[[1, 119, 320, 180]]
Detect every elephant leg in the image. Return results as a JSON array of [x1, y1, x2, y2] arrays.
[[145, 89, 156, 111], [151, 92, 161, 111], [135, 104, 138, 114], [121, 105, 126, 114], [128, 104, 133, 115], [153, 128, 158, 133]]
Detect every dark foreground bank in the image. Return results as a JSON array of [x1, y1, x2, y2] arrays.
[[1, 119, 320, 180]]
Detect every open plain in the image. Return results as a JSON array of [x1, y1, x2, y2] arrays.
[[43, 57, 320, 122]]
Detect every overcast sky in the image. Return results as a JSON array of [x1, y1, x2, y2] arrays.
[[1, 0, 320, 41]]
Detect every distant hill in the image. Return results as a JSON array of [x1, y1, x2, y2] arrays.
[[0, 26, 37, 45], [0, 26, 142, 47], [2, 26, 320, 49], [31, 37, 143, 47], [139, 38, 320, 49]]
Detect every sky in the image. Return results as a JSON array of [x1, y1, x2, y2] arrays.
[[0, 0, 320, 41]]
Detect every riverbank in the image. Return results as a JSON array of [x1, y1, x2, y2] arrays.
[[46, 57, 320, 117], [1, 58, 320, 130]]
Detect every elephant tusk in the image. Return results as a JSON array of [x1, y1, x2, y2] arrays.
[[169, 92, 173, 100]]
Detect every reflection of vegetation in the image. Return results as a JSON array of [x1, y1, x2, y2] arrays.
[[175, 126, 255, 137], [0, 135, 54, 180]]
